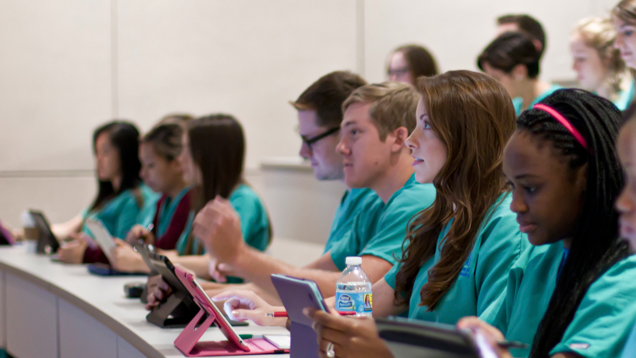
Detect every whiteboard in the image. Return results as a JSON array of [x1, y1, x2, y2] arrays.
[[0, 0, 359, 172]]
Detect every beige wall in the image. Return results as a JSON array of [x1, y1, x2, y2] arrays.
[[0, 0, 623, 244]]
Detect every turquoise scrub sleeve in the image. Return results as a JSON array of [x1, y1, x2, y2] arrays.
[[384, 263, 399, 289], [111, 194, 141, 239], [135, 185, 160, 227], [550, 255, 636, 358], [229, 185, 271, 252], [330, 179, 436, 271], [82, 189, 141, 239], [324, 188, 379, 254], [621, 319, 636, 358], [473, 213, 527, 317]]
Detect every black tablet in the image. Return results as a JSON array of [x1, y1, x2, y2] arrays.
[[137, 246, 248, 328], [28, 210, 60, 254], [376, 317, 498, 358]]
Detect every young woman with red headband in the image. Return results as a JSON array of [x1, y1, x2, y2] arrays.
[[458, 89, 636, 358]]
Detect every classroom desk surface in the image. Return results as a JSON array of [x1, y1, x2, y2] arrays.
[[0, 245, 290, 358]]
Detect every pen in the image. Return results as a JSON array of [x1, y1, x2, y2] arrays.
[[266, 311, 357, 317], [239, 334, 263, 339], [136, 224, 154, 246], [496, 340, 528, 349]]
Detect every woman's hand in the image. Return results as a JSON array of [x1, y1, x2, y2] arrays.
[[57, 238, 88, 264], [145, 275, 172, 310], [211, 290, 286, 327], [125, 225, 155, 245], [304, 308, 393, 358], [457, 316, 512, 358], [111, 239, 149, 273]]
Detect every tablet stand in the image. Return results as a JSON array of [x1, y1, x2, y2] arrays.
[[146, 292, 197, 328], [174, 304, 285, 357]]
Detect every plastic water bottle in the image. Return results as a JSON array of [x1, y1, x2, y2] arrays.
[[335, 256, 373, 317]]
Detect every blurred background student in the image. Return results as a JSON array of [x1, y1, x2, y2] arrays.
[[55, 121, 155, 264], [571, 17, 633, 110], [386, 44, 439, 85], [152, 114, 272, 282], [111, 123, 192, 273], [478, 31, 561, 116], [613, 0, 636, 106], [496, 14, 547, 58]]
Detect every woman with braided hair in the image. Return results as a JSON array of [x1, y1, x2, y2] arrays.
[[459, 89, 636, 358]]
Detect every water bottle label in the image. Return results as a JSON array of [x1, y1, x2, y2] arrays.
[[335, 292, 372, 313]]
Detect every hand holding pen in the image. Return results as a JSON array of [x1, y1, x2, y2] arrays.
[[125, 223, 154, 245]]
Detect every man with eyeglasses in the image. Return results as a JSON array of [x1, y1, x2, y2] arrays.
[[292, 71, 380, 253], [189, 80, 436, 305], [144, 71, 380, 306]]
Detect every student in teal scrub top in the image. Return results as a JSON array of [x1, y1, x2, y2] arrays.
[[55, 121, 146, 264], [478, 31, 561, 116], [303, 71, 527, 358], [614, 1, 636, 112], [291, 71, 378, 253], [186, 82, 432, 305], [570, 17, 634, 110], [110, 123, 193, 273], [617, 103, 636, 357], [145, 114, 272, 288], [324, 187, 376, 254], [459, 90, 636, 358]]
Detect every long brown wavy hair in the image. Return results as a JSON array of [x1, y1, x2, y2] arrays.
[[394, 70, 516, 310]]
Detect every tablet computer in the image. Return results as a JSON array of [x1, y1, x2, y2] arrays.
[[85, 219, 117, 263], [0, 220, 15, 245], [270, 274, 330, 358], [174, 266, 251, 353], [375, 317, 499, 358], [270, 274, 329, 325], [141, 249, 248, 328], [28, 210, 60, 254]]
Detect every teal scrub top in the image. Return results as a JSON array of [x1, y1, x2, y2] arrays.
[[156, 187, 190, 238], [81, 188, 143, 239], [385, 193, 528, 324], [329, 175, 436, 271], [175, 184, 271, 255], [135, 184, 161, 227], [480, 241, 565, 358], [513, 84, 563, 116], [550, 255, 636, 358], [324, 188, 380, 254], [621, 317, 636, 358], [613, 80, 635, 111]]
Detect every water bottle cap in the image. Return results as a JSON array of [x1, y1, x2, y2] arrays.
[[345, 256, 362, 266]]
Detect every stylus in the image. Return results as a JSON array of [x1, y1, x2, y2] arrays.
[[266, 311, 357, 317], [496, 340, 529, 349]]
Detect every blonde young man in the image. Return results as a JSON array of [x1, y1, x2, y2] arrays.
[[191, 82, 436, 306]]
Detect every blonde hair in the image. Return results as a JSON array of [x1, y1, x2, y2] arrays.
[[342, 82, 419, 140], [573, 17, 626, 93]]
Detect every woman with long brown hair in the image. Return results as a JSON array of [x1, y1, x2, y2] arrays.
[[305, 70, 528, 358], [145, 114, 272, 303]]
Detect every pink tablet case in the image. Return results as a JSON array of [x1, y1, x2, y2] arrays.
[[173, 267, 289, 357]]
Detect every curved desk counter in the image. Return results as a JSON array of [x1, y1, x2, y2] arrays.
[[0, 246, 289, 358]]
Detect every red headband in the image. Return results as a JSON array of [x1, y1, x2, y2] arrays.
[[533, 104, 588, 150]]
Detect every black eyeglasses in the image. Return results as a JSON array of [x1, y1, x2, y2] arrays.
[[301, 127, 340, 151]]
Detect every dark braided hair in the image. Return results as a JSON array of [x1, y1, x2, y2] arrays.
[[517, 89, 631, 358]]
